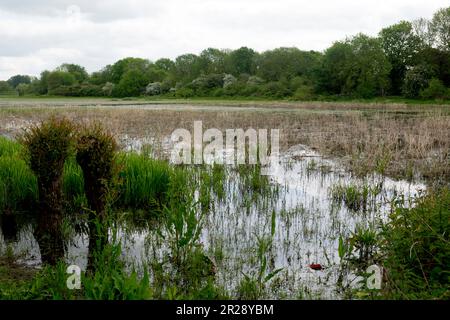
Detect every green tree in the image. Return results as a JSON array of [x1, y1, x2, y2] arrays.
[[256, 47, 322, 82], [402, 64, 433, 98], [46, 71, 76, 92], [109, 57, 151, 84], [173, 54, 203, 84], [199, 48, 228, 74], [318, 34, 391, 97], [420, 78, 449, 99], [112, 69, 148, 97], [430, 7, 450, 51], [227, 47, 257, 76], [416, 47, 450, 86], [16, 83, 29, 96], [7, 74, 32, 88], [56, 63, 89, 83], [0, 81, 14, 95], [380, 21, 423, 94]]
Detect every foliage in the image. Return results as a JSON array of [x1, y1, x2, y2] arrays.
[[20, 117, 75, 265], [420, 78, 449, 100], [381, 188, 450, 299], [403, 65, 433, 98], [430, 7, 450, 51]]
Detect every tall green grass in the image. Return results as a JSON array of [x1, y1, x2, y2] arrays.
[[0, 137, 23, 158], [1, 139, 173, 215], [117, 152, 171, 210], [0, 155, 37, 212]]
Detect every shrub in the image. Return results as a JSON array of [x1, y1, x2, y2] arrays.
[[223, 74, 237, 88], [102, 82, 115, 96], [292, 85, 315, 101], [145, 82, 162, 96], [76, 123, 118, 270], [175, 87, 195, 98], [420, 78, 449, 100], [20, 117, 75, 265], [259, 81, 291, 98]]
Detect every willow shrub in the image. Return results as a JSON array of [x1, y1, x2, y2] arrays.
[[20, 117, 75, 265]]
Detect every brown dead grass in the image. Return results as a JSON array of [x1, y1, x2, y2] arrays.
[[0, 102, 449, 183]]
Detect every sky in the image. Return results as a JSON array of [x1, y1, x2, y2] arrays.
[[0, 0, 448, 80]]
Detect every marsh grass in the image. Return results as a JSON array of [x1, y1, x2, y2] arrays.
[[1, 102, 448, 181], [117, 152, 171, 211], [330, 183, 382, 212], [0, 155, 37, 213]]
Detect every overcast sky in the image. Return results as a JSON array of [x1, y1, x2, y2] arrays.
[[0, 0, 448, 80]]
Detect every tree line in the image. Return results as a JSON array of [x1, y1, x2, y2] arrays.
[[1, 7, 449, 100]]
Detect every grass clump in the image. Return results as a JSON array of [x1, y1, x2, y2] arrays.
[[330, 183, 381, 212], [118, 152, 171, 211], [0, 155, 37, 213], [0, 136, 23, 157]]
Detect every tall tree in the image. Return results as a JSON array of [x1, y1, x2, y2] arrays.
[[199, 48, 228, 74], [318, 34, 391, 97], [56, 63, 89, 83], [227, 47, 257, 76], [173, 54, 202, 83], [379, 21, 423, 94], [109, 57, 151, 84], [256, 47, 322, 82], [430, 7, 450, 51], [7, 75, 32, 88]]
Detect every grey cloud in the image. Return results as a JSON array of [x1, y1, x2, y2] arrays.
[[0, 0, 163, 22]]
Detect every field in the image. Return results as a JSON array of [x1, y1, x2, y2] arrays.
[[0, 98, 449, 300]]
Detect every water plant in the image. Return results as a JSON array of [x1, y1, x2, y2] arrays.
[[330, 183, 382, 212], [118, 152, 171, 211]]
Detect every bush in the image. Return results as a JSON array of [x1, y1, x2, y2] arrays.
[[76, 124, 118, 270], [292, 85, 315, 101], [102, 82, 115, 96], [259, 81, 291, 98], [175, 87, 195, 98], [223, 74, 237, 88], [145, 82, 162, 96], [20, 117, 75, 265], [0, 81, 15, 95], [420, 79, 449, 100]]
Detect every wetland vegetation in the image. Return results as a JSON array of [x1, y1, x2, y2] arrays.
[[0, 100, 448, 300]]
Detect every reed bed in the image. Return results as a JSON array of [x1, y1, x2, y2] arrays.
[[1, 103, 448, 182]]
